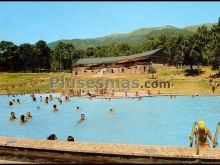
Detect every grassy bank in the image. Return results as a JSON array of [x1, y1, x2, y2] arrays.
[[0, 66, 220, 95]]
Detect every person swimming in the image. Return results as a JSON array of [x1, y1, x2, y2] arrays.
[[65, 96, 70, 102], [77, 114, 85, 124], [58, 97, 62, 104], [189, 121, 217, 148], [9, 112, 16, 121], [67, 136, 74, 142], [19, 115, 27, 124], [108, 108, 116, 114], [17, 99, 20, 103], [32, 96, 36, 102], [49, 95, 53, 101], [9, 101, 13, 106], [37, 106, 40, 110], [52, 104, 58, 112], [76, 106, 80, 110], [25, 112, 32, 120], [40, 96, 43, 102], [45, 97, 49, 104], [47, 134, 57, 140]]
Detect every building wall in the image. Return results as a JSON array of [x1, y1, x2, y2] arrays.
[[72, 63, 166, 76]]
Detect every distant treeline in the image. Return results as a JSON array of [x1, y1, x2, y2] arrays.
[[1, 18, 220, 72]]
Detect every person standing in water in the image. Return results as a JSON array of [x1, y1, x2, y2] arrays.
[[52, 105, 58, 112], [9, 112, 16, 121], [77, 114, 85, 124], [19, 115, 27, 124], [189, 121, 217, 148], [25, 112, 32, 120]]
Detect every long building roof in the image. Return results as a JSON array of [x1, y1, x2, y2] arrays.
[[76, 48, 163, 66]]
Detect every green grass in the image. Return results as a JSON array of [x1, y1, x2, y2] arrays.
[[1, 66, 220, 95]]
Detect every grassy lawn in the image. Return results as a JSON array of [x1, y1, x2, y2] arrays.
[[1, 66, 220, 95]]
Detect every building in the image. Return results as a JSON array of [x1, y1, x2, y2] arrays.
[[72, 48, 168, 76]]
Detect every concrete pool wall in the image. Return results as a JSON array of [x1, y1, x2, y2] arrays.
[[0, 137, 220, 163]]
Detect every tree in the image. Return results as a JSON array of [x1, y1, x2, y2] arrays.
[[52, 42, 75, 71], [148, 67, 157, 79], [16, 43, 37, 72], [0, 41, 18, 71], [35, 40, 51, 71]]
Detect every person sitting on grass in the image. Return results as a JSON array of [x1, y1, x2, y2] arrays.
[[9, 112, 16, 121], [52, 104, 58, 112], [189, 121, 217, 148]]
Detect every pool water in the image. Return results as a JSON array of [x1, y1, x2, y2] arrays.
[[0, 94, 220, 147]]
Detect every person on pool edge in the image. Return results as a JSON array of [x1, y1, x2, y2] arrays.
[[189, 121, 218, 148]]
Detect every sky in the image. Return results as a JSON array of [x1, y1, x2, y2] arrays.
[[0, 2, 220, 45]]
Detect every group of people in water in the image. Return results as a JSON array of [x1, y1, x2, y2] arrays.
[[9, 111, 32, 124], [47, 134, 74, 142]]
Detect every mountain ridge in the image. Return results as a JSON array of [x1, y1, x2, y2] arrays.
[[48, 23, 216, 50]]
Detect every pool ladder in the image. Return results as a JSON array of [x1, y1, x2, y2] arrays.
[[189, 122, 200, 155], [214, 122, 220, 148], [189, 121, 220, 155]]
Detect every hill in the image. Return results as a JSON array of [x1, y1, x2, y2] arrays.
[[48, 23, 215, 50]]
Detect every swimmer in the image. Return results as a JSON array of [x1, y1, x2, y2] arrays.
[[49, 95, 53, 101], [25, 112, 32, 120], [65, 96, 70, 102], [19, 115, 27, 124], [58, 97, 62, 104], [47, 134, 57, 140], [77, 114, 85, 124], [67, 136, 74, 142], [9, 112, 16, 121], [52, 104, 58, 112], [108, 108, 116, 114], [76, 106, 80, 110], [189, 121, 217, 148], [44, 97, 49, 104], [13, 99, 15, 103], [17, 99, 20, 103], [32, 96, 36, 102], [9, 101, 13, 106]]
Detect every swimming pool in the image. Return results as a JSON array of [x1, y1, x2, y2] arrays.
[[0, 94, 220, 147]]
